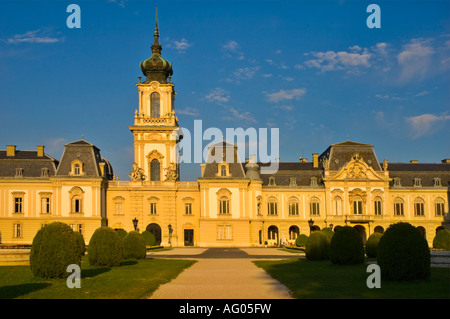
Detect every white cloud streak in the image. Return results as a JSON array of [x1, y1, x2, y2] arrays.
[[266, 88, 307, 103], [7, 29, 63, 44]]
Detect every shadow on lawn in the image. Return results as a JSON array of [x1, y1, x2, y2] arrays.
[[0, 283, 51, 299]]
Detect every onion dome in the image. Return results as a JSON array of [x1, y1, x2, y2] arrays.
[[139, 8, 173, 84]]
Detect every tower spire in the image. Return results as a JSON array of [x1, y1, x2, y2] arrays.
[[152, 5, 162, 54]]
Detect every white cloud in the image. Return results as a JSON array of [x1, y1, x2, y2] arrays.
[[415, 90, 430, 97], [406, 113, 450, 138], [233, 66, 260, 80], [222, 107, 257, 123], [204, 88, 230, 103], [266, 88, 306, 103], [222, 40, 244, 60], [177, 107, 200, 116], [397, 38, 434, 82], [7, 29, 63, 44], [165, 38, 192, 52], [304, 49, 371, 72]]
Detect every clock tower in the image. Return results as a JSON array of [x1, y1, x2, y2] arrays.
[[129, 11, 182, 182]]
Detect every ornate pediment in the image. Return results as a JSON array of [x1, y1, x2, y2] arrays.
[[327, 153, 387, 182]]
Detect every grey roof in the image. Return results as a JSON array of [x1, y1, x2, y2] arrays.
[[200, 141, 246, 179], [259, 162, 323, 186], [319, 140, 382, 171], [0, 150, 58, 178], [387, 163, 450, 187], [54, 140, 113, 179]]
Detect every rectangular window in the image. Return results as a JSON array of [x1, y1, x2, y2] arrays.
[[185, 203, 192, 215], [353, 201, 363, 215], [41, 197, 50, 214], [219, 200, 229, 215], [268, 202, 278, 216], [217, 225, 232, 240], [435, 202, 444, 216], [394, 202, 404, 216], [14, 197, 23, 213], [334, 199, 342, 216], [14, 224, 22, 238], [374, 200, 382, 216], [115, 202, 123, 215], [414, 203, 425, 216], [289, 202, 299, 216], [150, 203, 157, 215], [310, 202, 320, 216]]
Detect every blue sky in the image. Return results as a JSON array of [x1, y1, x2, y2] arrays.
[[0, 0, 449, 181]]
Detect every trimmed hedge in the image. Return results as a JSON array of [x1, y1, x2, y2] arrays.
[[73, 231, 86, 257], [30, 222, 81, 278], [295, 234, 308, 247], [123, 231, 146, 259], [88, 227, 123, 267], [377, 222, 430, 281], [329, 226, 364, 265], [365, 232, 383, 258], [116, 229, 127, 240], [305, 231, 329, 260], [141, 230, 156, 246], [433, 229, 450, 250]]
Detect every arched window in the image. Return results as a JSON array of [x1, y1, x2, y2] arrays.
[[333, 196, 342, 216], [374, 196, 383, 216], [414, 197, 425, 216], [393, 197, 404, 216], [150, 159, 160, 181], [70, 187, 84, 214], [353, 196, 363, 215], [435, 198, 445, 216], [150, 92, 160, 118], [289, 226, 300, 240]]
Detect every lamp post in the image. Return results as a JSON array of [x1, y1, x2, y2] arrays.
[[308, 218, 314, 234], [132, 217, 139, 232], [329, 223, 334, 231]]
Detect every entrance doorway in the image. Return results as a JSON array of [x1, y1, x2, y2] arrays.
[[146, 223, 161, 245], [184, 229, 194, 246]]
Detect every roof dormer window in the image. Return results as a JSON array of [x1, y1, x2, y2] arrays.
[[70, 160, 84, 176]]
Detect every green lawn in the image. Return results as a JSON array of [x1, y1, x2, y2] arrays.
[[254, 259, 450, 299], [0, 257, 195, 299]]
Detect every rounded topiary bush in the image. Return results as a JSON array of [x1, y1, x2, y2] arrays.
[[73, 231, 86, 257], [141, 230, 156, 246], [329, 226, 364, 265], [123, 231, 146, 259], [321, 228, 334, 242], [295, 234, 308, 247], [88, 227, 123, 267], [365, 232, 383, 258], [115, 229, 127, 240], [377, 222, 430, 281], [30, 222, 81, 278], [305, 231, 329, 260], [433, 229, 450, 250]]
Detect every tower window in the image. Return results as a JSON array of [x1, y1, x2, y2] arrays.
[[150, 159, 161, 181], [150, 92, 160, 118]]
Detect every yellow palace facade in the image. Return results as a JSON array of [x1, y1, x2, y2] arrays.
[[1, 23, 449, 248]]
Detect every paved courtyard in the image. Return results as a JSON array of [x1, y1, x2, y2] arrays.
[[147, 248, 303, 299]]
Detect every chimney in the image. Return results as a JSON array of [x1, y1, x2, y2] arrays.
[[37, 145, 44, 157], [6, 145, 16, 156], [312, 153, 318, 168], [410, 160, 418, 163], [200, 164, 205, 176], [99, 162, 105, 177]]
